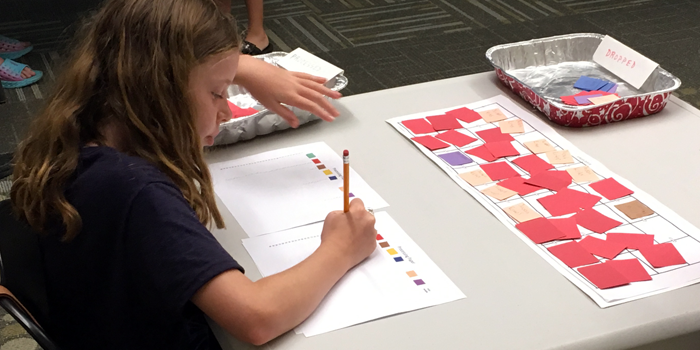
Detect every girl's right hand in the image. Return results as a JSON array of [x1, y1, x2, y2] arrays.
[[320, 198, 377, 269]]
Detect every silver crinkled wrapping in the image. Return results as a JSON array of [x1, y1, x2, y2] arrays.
[[214, 52, 348, 145], [485, 33, 681, 127]]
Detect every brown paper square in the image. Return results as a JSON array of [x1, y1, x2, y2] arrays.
[[478, 109, 508, 123], [615, 200, 654, 219], [499, 119, 524, 134], [459, 170, 493, 186], [566, 166, 599, 183], [523, 139, 556, 154]]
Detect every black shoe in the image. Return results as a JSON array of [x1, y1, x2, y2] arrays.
[[241, 40, 274, 55]]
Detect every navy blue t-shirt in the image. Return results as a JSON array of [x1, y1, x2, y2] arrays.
[[40, 146, 242, 349]]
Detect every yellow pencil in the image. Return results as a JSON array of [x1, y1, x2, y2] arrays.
[[343, 150, 350, 212]]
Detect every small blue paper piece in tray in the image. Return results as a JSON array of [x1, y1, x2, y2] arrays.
[[599, 82, 615, 92], [574, 76, 614, 92]]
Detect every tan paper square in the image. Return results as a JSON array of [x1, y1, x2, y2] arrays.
[[566, 166, 599, 183], [615, 200, 654, 219], [588, 95, 620, 105], [523, 139, 556, 154], [481, 185, 518, 201], [459, 170, 492, 186], [498, 119, 524, 134], [503, 203, 542, 223], [478, 109, 508, 123], [546, 150, 574, 164]]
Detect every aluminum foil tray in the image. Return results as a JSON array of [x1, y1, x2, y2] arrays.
[[485, 33, 681, 127], [214, 52, 348, 145]]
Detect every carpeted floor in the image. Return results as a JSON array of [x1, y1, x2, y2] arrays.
[[2, 0, 700, 348]]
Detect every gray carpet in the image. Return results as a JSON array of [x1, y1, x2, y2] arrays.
[[2, 0, 700, 348]]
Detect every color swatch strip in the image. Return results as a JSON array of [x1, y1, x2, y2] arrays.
[[307, 153, 337, 181]]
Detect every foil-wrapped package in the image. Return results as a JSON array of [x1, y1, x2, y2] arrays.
[[214, 52, 348, 145], [485, 33, 681, 127]]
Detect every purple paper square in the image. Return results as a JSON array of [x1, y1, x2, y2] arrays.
[[438, 151, 473, 166], [414, 279, 426, 286], [574, 94, 602, 104], [609, 84, 618, 94]]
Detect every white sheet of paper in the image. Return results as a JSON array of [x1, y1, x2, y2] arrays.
[[592, 35, 658, 89], [210, 142, 388, 237], [242, 211, 465, 337], [276, 47, 344, 82], [387, 95, 700, 308]]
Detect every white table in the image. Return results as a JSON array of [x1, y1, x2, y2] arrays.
[[205, 72, 700, 350]]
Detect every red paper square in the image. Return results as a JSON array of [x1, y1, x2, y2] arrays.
[[426, 114, 462, 131], [497, 177, 542, 195], [547, 170, 573, 184], [589, 178, 634, 200], [228, 101, 259, 118], [512, 154, 553, 175], [484, 141, 519, 159], [548, 241, 599, 268], [436, 130, 478, 147], [573, 208, 622, 233], [475, 128, 515, 143], [537, 188, 602, 216], [446, 107, 482, 123], [480, 162, 519, 181], [561, 95, 580, 106], [525, 171, 571, 191], [577, 90, 615, 96], [549, 217, 581, 239], [312, 158, 321, 164], [465, 145, 497, 162], [606, 259, 652, 282], [376, 234, 384, 240], [411, 135, 450, 150], [402, 118, 435, 134], [578, 236, 626, 259], [577, 263, 630, 289], [515, 217, 566, 244], [606, 232, 655, 250], [639, 243, 687, 268]]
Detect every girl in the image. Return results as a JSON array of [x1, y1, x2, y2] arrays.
[[10, 0, 377, 349]]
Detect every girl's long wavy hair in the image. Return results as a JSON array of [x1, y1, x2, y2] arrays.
[[11, 0, 239, 241]]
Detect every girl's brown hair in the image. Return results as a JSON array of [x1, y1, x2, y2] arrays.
[[11, 0, 239, 241]]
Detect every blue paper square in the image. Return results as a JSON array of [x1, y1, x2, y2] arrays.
[[574, 76, 598, 91], [329, 176, 337, 180]]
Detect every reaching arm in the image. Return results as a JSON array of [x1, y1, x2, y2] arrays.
[[192, 199, 376, 345], [233, 54, 342, 128]]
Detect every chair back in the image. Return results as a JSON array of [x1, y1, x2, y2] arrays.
[[0, 199, 50, 326]]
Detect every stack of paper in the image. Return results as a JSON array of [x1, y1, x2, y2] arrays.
[[242, 212, 466, 337], [209, 142, 388, 237]]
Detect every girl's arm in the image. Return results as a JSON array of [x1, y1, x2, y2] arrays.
[[192, 198, 376, 345]]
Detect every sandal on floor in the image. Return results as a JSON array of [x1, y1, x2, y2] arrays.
[[241, 40, 274, 55], [0, 59, 43, 88], [0, 35, 33, 60]]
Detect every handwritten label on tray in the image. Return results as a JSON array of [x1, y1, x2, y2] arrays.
[[592, 35, 658, 90]]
